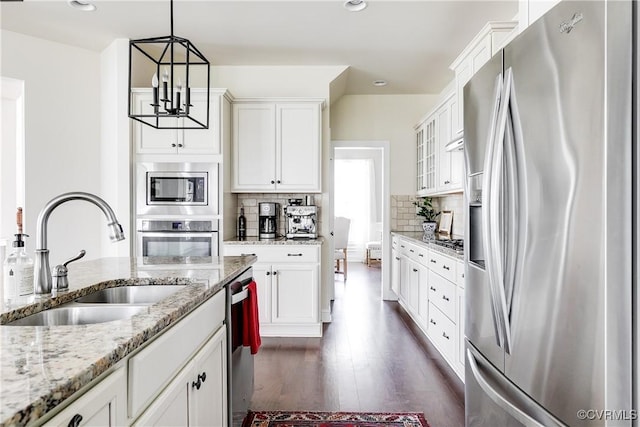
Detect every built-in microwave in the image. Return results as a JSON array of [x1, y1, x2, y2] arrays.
[[136, 162, 218, 216]]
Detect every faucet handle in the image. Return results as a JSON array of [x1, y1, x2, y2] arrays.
[[53, 250, 86, 292], [63, 250, 86, 267]]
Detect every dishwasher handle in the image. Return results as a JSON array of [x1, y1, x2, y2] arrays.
[[230, 277, 253, 305]]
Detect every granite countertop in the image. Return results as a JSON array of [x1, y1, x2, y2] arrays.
[[0, 255, 256, 427], [225, 236, 324, 245], [391, 231, 464, 260]]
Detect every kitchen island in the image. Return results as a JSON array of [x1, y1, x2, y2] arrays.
[[0, 255, 256, 427]]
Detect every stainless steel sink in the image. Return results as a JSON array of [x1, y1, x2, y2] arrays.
[[75, 285, 186, 304], [5, 305, 147, 327]]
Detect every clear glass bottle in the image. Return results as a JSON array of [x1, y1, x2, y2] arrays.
[[3, 208, 34, 304]]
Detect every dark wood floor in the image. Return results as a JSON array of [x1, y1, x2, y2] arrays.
[[249, 262, 465, 427]]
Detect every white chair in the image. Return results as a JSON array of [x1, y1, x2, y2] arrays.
[[365, 222, 382, 267], [334, 217, 351, 281]]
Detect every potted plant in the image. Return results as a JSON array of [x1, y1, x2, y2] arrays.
[[413, 197, 440, 234]]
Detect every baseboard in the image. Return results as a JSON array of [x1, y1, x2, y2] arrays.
[[260, 323, 323, 338], [321, 309, 332, 323]]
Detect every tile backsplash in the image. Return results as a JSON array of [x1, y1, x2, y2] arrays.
[[235, 193, 323, 238], [391, 193, 465, 238]]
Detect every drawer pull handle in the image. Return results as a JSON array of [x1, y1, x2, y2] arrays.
[[418, 253, 424, 257], [401, 245, 405, 248], [241, 253, 256, 256], [68, 414, 83, 427], [287, 253, 303, 257], [410, 249, 415, 253], [430, 286, 436, 291], [442, 295, 450, 302], [443, 332, 450, 340], [430, 319, 437, 325], [443, 265, 450, 271], [430, 259, 437, 264]]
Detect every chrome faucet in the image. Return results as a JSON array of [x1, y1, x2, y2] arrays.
[[33, 192, 125, 296]]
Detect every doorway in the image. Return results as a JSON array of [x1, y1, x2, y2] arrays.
[[330, 141, 392, 301]]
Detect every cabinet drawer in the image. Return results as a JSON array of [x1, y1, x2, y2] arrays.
[[225, 244, 319, 263], [427, 302, 456, 362], [428, 270, 456, 321], [456, 260, 465, 288], [128, 289, 225, 419], [427, 250, 456, 282]]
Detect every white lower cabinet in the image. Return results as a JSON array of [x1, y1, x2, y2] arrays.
[[45, 367, 127, 427], [390, 234, 465, 381], [224, 244, 322, 337], [134, 327, 227, 427]]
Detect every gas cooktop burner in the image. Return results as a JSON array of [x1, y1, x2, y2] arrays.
[[432, 238, 464, 254]]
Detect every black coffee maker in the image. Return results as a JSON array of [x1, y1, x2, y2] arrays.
[[258, 202, 278, 239]]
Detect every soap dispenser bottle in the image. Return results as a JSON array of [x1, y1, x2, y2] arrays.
[[3, 207, 34, 304]]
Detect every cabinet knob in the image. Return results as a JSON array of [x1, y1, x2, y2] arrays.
[[171, 143, 177, 147], [199, 372, 207, 383], [442, 295, 450, 302], [395, 257, 400, 261], [68, 414, 83, 427], [192, 378, 202, 390], [273, 271, 278, 276], [430, 286, 436, 291], [443, 332, 450, 340], [178, 143, 183, 148], [430, 259, 436, 264], [444, 180, 450, 184], [430, 319, 436, 325], [271, 180, 275, 184], [266, 271, 271, 276], [412, 268, 418, 272], [277, 180, 281, 184]]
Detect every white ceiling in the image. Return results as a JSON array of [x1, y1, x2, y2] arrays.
[[0, 0, 518, 95]]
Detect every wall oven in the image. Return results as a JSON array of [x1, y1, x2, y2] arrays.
[[136, 219, 219, 263], [136, 162, 218, 216]]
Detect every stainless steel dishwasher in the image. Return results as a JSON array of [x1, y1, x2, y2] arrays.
[[227, 268, 255, 426]]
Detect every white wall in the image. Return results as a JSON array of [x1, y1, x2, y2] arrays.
[[330, 94, 439, 196], [0, 30, 111, 266]]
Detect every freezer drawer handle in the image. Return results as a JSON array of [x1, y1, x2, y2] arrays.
[[466, 349, 547, 426]]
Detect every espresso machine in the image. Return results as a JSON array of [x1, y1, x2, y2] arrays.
[[258, 202, 278, 239], [284, 202, 318, 239]]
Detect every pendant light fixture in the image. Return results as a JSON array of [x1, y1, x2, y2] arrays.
[[128, 0, 210, 129]]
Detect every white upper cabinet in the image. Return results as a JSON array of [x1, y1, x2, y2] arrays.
[[232, 100, 322, 193], [131, 89, 227, 155], [449, 21, 518, 138]]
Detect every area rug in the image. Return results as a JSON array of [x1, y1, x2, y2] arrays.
[[242, 411, 430, 427]]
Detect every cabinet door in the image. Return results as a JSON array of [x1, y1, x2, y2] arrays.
[[407, 259, 420, 315], [417, 264, 429, 328], [454, 60, 471, 138], [398, 255, 409, 304], [456, 286, 466, 378], [132, 364, 191, 427], [391, 248, 401, 297], [46, 367, 126, 427], [189, 327, 227, 427], [180, 91, 221, 154], [423, 116, 438, 194], [271, 264, 318, 324], [416, 124, 426, 194], [437, 101, 452, 192], [253, 264, 273, 325], [232, 103, 277, 191], [276, 103, 321, 192], [132, 91, 179, 154]]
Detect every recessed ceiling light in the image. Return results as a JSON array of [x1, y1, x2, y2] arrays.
[[373, 80, 388, 87], [68, 0, 96, 12], [344, 0, 367, 12]]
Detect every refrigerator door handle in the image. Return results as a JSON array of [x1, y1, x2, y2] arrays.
[[481, 73, 506, 348], [467, 348, 545, 427], [491, 67, 518, 354]]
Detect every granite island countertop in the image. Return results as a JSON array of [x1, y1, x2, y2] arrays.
[[0, 255, 256, 427], [391, 231, 464, 260]]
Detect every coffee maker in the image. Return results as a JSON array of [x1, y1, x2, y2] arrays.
[[284, 201, 318, 239], [258, 202, 279, 239]]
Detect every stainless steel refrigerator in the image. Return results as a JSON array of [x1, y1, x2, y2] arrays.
[[464, 1, 637, 425]]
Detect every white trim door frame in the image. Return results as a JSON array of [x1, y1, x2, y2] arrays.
[[330, 140, 394, 301]]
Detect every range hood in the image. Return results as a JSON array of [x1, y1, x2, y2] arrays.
[[445, 134, 464, 152]]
